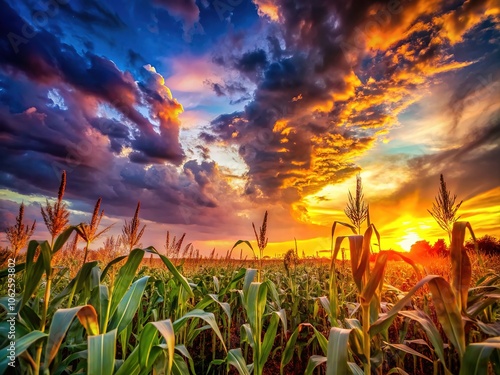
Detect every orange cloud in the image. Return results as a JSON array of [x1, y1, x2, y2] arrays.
[[439, 0, 500, 44], [253, 0, 280, 22]]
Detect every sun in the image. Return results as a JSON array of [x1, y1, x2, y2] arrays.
[[397, 232, 422, 252]]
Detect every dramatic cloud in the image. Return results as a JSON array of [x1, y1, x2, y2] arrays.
[[201, 0, 499, 206], [0, 0, 498, 252]]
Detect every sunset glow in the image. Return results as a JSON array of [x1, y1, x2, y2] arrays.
[[0, 0, 499, 257]]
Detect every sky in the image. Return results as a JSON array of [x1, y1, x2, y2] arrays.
[[0, 0, 499, 257]]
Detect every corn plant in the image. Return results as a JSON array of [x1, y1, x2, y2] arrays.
[[428, 174, 463, 244], [75, 197, 113, 265], [226, 268, 286, 375], [344, 174, 369, 235], [121, 202, 146, 252], [5, 203, 36, 259]]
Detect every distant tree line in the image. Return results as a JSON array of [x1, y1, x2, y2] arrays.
[[409, 235, 500, 258]]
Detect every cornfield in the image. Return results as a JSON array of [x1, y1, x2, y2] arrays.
[[1, 219, 499, 374]]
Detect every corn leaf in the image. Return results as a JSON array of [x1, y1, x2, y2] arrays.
[[305, 355, 327, 375], [326, 327, 352, 375], [370, 275, 451, 336], [450, 222, 474, 313], [88, 329, 116, 375], [0, 331, 47, 373], [49, 261, 98, 313], [139, 319, 175, 374], [44, 305, 99, 370], [384, 342, 432, 362], [260, 312, 280, 369], [145, 247, 194, 298], [173, 309, 227, 352], [108, 276, 150, 334], [360, 252, 388, 305], [108, 248, 144, 319], [52, 226, 77, 254], [227, 348, 251, 375], [428, 277, 465, 359], [460, 337, 500, 375], [399, 309, 449, 374]]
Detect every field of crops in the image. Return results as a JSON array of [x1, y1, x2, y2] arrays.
[[1, 220, 499, 375]]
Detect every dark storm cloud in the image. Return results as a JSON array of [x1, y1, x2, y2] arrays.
[[236, 49, 268, 72], [205, 0, 499, 202], [127, 49, 147, 68], [207, 0, 381, 198], [0, 0, 184, 164], [57, 0, 127, 29], [206, 79, 249, 99], [0, 43, 241, 231]]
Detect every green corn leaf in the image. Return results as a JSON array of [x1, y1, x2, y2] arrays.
[[171, 353, 190, 375], [460, 337, 500, 375], [39, 241, 52, 275], [280, 323, 331, 373], [114, 344, 140, 375], [348, 362, 364, 375], [330, 221, 357, 254], [326, 327, 352, 375], [353, 225, 377, 288], [173, 309, 227, 352], [0, 330, 47, 373], [175, 344, 196, 375], [243, 269, 257, 299], [345, 319, 364, 359], [145, 247, 194, 298], [229, 240, 256, 260], [330, 235, 363, 324], [240, 323, 255, 347], [108, 276, 150, 334], [305, 355, 327, 375], [21, 241, 46, 308], [108, 249, 144, 319], [244, 282, 267, 336], [52, 350, 88, 375], [220, 268, 246, 295], [139, 319, 175, 374], [260, 312, 280, 369], [194, 294, 231, 323], [88, 329, 116, 375], [90, 285, 109, 331], [100, 255, 128, 281], [43, 305, 99, 370], [280, 324, 301, 374], [227, 348, 251, 375], [49, 261, 98, 313], [52, 226, 77, 254], [467, 294, 500, 318], [0, 262, 25, 279]]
